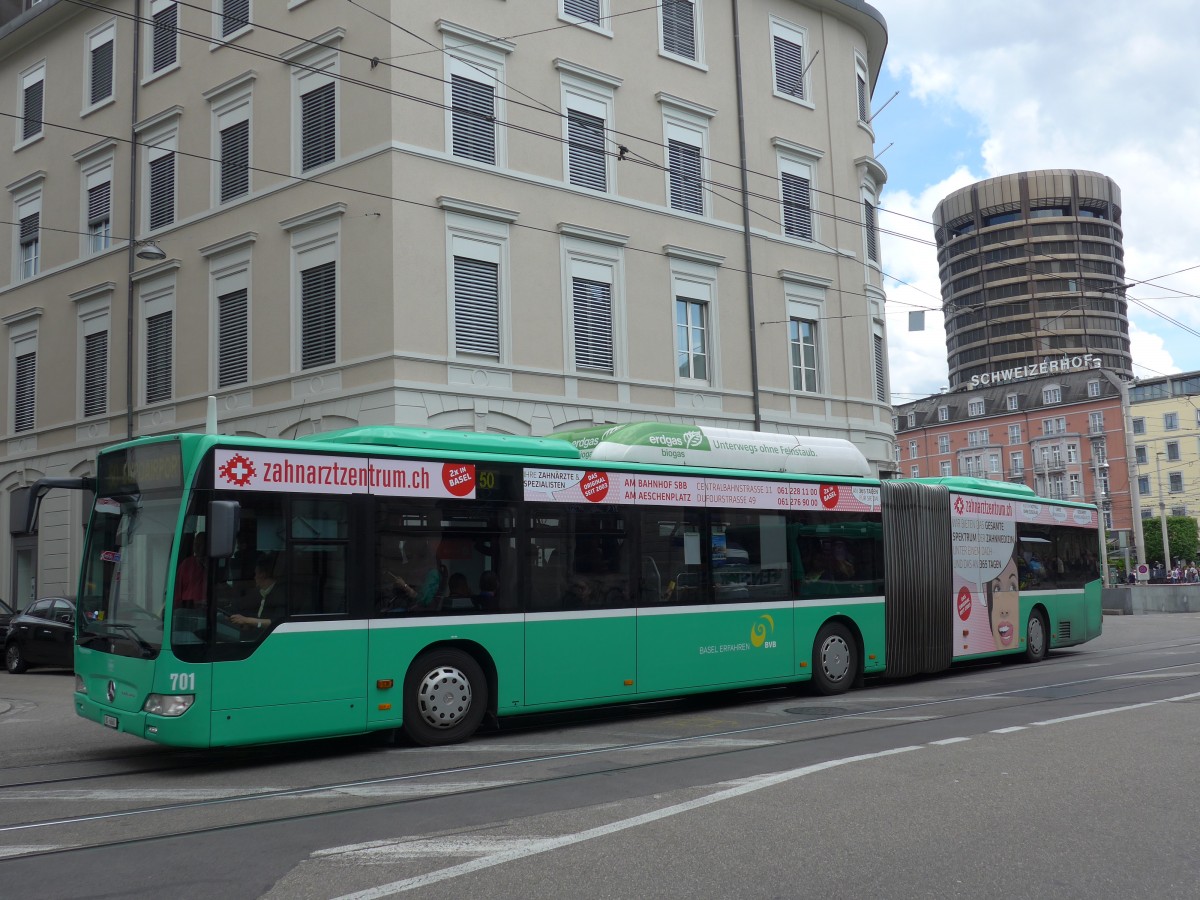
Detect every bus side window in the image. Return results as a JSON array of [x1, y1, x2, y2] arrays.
[[639, 509, 706, 605]]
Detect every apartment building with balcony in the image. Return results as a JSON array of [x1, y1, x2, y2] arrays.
[[1128, 370, 1200, 524], [892, 363, 1134, 542], [0, 0, 891, 601]]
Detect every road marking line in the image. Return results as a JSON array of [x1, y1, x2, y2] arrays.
[[1032, 700, 1160, 726], [990, 726, 1026, 734], [0, 845, 61, 858], [928, 737, 970, 746], [327, 745, 923, 899]]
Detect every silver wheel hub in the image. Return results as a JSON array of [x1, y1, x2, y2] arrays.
[[415, 665, 473, 730], [821, 635, 850, 682], [1028, 616, 1045, 655]]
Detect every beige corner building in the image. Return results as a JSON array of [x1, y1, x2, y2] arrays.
[[0, 0, 891, 601]]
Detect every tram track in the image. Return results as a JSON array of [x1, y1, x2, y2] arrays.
[[2, 652, 1199, 862]]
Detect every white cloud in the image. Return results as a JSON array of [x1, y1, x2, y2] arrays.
[[872, 0, 1199, 396]]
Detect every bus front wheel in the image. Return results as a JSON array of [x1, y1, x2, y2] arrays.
[[812, 622, 857, 695], [1024, 610, 1049, 663], [403, 649, 488, 746]]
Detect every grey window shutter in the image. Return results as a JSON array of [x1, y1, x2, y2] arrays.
[[152, 4, 178, 72], [146, 311, 173, 404], [857, 73, 869, 121], [300, 261, 336, 369], [217, 288, 249, 386], [83, 331, 108, 418], [23, 79, 43, 140], [563, 0, 601, 23], [88, 182, 111, 227], [220, 120, 250, 201], [874, 334, 886, 402], [773, 35, 805, 99], [781, 172, 812, 240], [572, 277, 613, 373], [864, 201, 879, 262], [19, 213, 39, 249], [13, 352, 36, 433], [668, 139, 703, 214], [90, 41, 114, 104], [454, 256, 500, 356], [451, 75, 496, 164], [662, 0, 696, 60], [567, 109, 606, 191], [148, 153, 175, 229], [301, 82, 336, 171], [221, 0, 250, 37]]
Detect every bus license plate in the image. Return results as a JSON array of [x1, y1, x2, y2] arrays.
[[103, 714, 118, 729]]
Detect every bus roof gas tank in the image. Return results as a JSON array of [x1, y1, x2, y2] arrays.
[[576, 423, 871, 477]]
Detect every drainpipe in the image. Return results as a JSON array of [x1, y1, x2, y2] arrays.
[[125, 0, 143, 439]]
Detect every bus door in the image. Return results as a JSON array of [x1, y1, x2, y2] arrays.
[[637, 509, 794, 693], [205, 496, 367, 745], [523, 506, 636, 706]]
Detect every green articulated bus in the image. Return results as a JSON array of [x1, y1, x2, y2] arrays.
[[37, 422, 1102, 748]]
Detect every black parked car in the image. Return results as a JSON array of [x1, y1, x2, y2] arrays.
[[4, 597, 76, 674], [0, 598, 15, 644]]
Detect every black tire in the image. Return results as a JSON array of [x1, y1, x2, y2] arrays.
[[403, 648, 488, 746], [1024, 609, 1049, 663], [6, 642, 28, 674], [812, 622, 857, 695]]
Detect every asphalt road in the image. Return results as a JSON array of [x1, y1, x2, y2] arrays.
[[1, 614, 1199, 899]]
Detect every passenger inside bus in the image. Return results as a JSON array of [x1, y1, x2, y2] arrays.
[[388, 538, 444, 611], [444, 572, 475, 610], [174, 532, 208, 609]]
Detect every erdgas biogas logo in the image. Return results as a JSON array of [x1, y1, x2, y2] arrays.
[[647, 429, 704, 449], [751, 614, 777, 649]]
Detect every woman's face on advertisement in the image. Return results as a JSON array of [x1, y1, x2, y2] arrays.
[[989, 556, 1020, 649]]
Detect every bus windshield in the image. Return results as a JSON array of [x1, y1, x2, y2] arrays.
[[77, 490, 181, 659]]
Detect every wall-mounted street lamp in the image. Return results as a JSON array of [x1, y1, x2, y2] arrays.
[[134, 241, 166, 261]]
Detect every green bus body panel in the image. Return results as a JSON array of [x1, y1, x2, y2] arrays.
[[525, 616, 636, 705]]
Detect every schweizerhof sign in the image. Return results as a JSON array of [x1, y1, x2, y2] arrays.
[[969, 354, 1102, 388]]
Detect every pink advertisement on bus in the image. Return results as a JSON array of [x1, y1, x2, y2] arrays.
[[213, 450, 476, 499]]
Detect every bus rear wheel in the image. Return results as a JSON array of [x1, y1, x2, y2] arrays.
[[813, 622, 857, 695], [403, 649, 488, 746], [1024, 609, 1049, 663]]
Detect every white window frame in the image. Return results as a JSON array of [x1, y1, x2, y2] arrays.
[[17, 61, 46, 149], [13, 183, 42, 280], [80, 155, 115, 256], [855, 52, 871, 127], [769, 17, 813, 109], [937, 405, 948, 422], [208, 244, 252, 389], [939, 460, 952, 477], [559, 0, 611, 36], [284, 31, 342, 176], [559, 63, 619, 195], [776, 142, 821, 243], [137, 112, 180, 234], [1087, 379, 1101, 398], [208, 76, 254, 205], [910, 465, 920, 478], [76, 295, 110, 419], [446, 212, 510, 363], [84, 21, 116, 114], [139, 272, 176, 405], [1042, 384, 1061, 404], [783, 277, 825, 395], [215, 0, 252, 42], [441, 25, 511, 169], [671, 257, 719, 387], [7, 311, 40, 434], [659, 0, 705, 68], [968, 399, 984, 416], [145, 0, 180, 82], [938, 435, 950, 454], [907, 440, 917, 459], [1089, 411, 1105, 433], [663, 114, 708, 217], [1008, 424, 1021, 445], [1009, 451, 1023, 474], [288, 211, 342, 372], [562, 235, 625, 378]]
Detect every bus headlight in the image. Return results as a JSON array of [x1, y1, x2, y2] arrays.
[[75, 675, 87, 694], [142, 694, 194, 717]]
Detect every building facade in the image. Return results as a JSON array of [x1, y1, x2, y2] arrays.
[[1128, 371, 1200, 525], [892, 363, 1136, 550], [0, 0, 892, 602], [933, 169, 1132, 389]]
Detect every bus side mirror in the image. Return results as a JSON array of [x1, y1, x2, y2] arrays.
[[208, 500, 241, 559]]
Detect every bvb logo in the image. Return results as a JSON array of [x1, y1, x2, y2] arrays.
[[750, 614, 775, 648]]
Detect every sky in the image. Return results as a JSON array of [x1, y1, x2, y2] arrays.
[[866, 0, 1200, 402]]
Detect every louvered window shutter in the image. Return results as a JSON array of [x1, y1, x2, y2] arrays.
[[152, 4, 178, 72], [148, 153, 175, 229], [564, 0, 601, 22], [874, 334, 886, 402], [19, 213, 39, 249], [83, 331, 108, 418], [781, 172, 812, 240], [146, 311, 173, 404], [220, 120, 250, 201], [301, 82, 336, 171], [661, 0, 696, 60], [88, 183, 111, 227], [13, 352, 36, 433], [23, 80, 43, 140], [668, 140, 703, 214], [864, 201, 879, 262], [567, 109, 606, 191], [857, 73, 869, 121], [453, 257, 500, 357], [218, 288, 249, 386], [451, 75, 496, 164], [222, 0, 250, 37], [90, 41, 114, 104], [572, 278, 613, 373], [773, 36, 805, 99], [301, 261, 336, 369]]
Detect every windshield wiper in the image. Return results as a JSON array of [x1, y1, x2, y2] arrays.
[[103, 623, 157, 659]]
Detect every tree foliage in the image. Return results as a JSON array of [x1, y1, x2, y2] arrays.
[[1141, 516, 1200, 566]]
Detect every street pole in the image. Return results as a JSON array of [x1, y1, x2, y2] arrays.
[[1092, 446, 1109, 587], [1155, 451, 1172, 574]]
